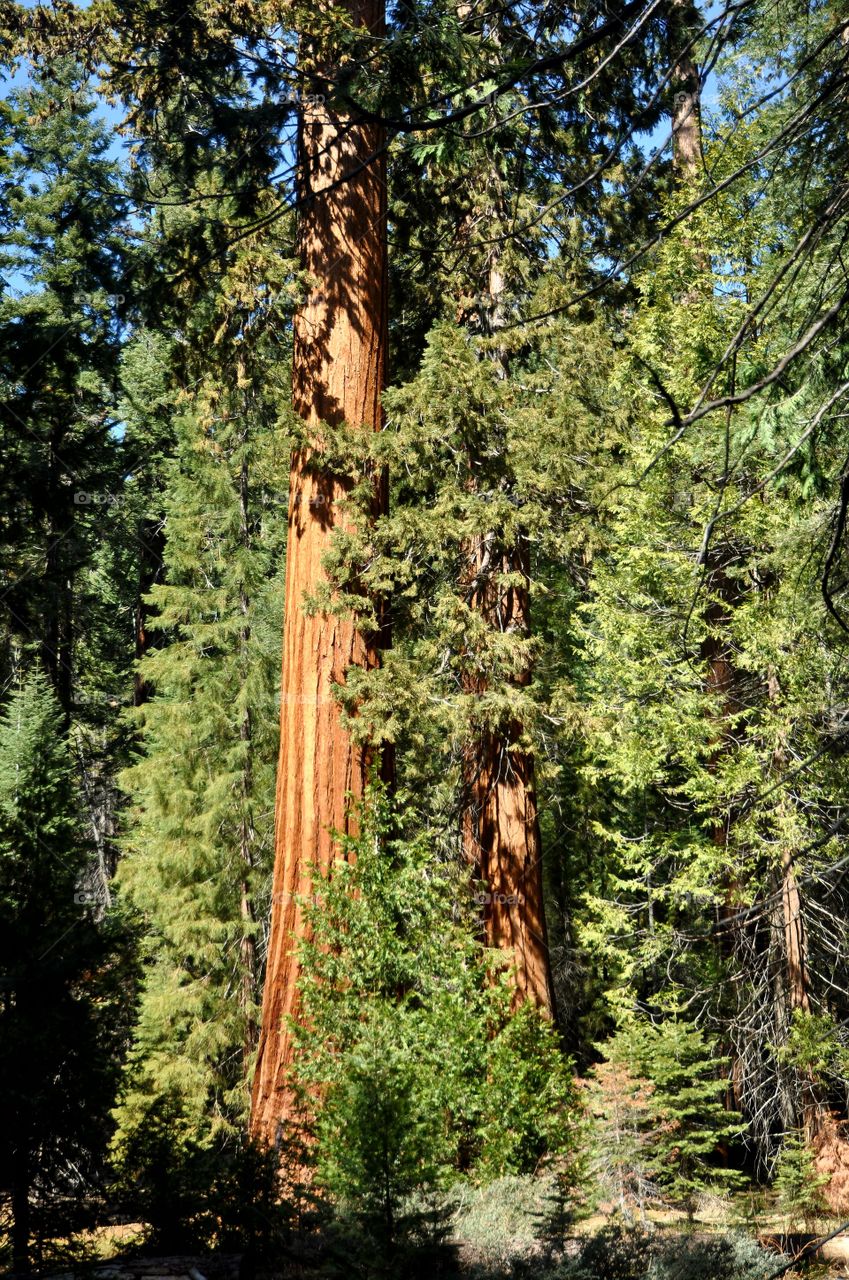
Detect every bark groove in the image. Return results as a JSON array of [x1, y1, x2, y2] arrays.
[[251, 21, 387, 1145]]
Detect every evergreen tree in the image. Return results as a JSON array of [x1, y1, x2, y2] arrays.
[[109, 73, 295, 1160], [562, 10, 849, 1169], [0, 670, 130, 1271], [773, 1129, 828, 1232], [0, 60, 129, 716], [591, 1020, 743, 1215], [113, 346, 287, 1150]]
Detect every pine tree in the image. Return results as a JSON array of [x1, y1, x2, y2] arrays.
[[0, 60, 128, 716], [113, 350, 287, 1151], [0, 670, 130, 1271]]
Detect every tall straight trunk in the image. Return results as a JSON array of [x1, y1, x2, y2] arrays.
[[44, 431, 73, 721], [251, 8, 388, 1146], [460, 245, 555, 1017], [670, 0, 702, 177], [768, 671, 819, 1141], [133, 518, 165, 707], [770, 670, 811, 1020], [669, 1, 746, 1113]]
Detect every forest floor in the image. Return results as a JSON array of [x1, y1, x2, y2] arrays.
[[29, 1205, 849, 1280]]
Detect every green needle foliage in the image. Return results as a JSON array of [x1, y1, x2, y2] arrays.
[[773, 1129, 829, 1231], [292, 785, 582, 1255], [113, 380, 287, 1152], [0, 61, 129, 714], [0, 670, 131, 1270], [592, 1020, 744, 1217]]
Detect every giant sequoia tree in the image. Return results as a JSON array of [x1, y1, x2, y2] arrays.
[[250, 0, 390, 1145]]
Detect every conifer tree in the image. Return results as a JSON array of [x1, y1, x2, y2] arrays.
[[251, 0, 391, 1145], [0, 670, 129, 1271], [570, 13, 849, 1168], [114, 330, 287, 1150], [0, 60, 128, 716], [591, 1020, 742, 1215]]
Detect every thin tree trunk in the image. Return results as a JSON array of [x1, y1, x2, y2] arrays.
[[669, 1, 748, 1117], [702, 582, 745, 1117], [674, 6, 813, 1142], [133, 518, 164, 707], [769, 670, 818, 1139], [44, 431, 73, 720], [251, 8, 388, 1146]]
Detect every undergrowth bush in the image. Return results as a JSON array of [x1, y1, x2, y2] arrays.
[[561, 1224, 780, 1280], [293, 785, 584, 1261]]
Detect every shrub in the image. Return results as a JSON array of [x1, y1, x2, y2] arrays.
[[562, 1225, 779, 1280], [773, 1128, 829, 1230], [293, 785, 584, 1251]]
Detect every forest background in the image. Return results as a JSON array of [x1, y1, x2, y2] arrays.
[[4, 0, 849, 1276]]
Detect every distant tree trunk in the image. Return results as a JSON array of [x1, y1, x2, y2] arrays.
[[460, 241, 555, 1017], [251, 7, 388, 1146], [668, 0, 748, 1115], [44, 431, 74, 721], [670, 0, 703, 177], [768, 670, 820, 1141]]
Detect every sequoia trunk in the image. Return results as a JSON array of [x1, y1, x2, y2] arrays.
[[461, 537, 556, 1014], [670, 0, 702, 177], [460, 246, 555, 1017], [251, 9, 387, 1146]]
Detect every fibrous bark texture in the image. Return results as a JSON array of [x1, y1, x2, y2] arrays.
[[251, 11, 387, 1146], [461, 534, 556, 1016], [670, 0, 703, 177]]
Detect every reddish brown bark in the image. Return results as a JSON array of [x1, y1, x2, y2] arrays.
[[459, 240, 555, 1017], [670, 0, 703, 177], [461, 537, 556, 1014], [250, 9, 387, 1147], [768, 672, 819, 1140], [780, 847, 810, 1016]]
